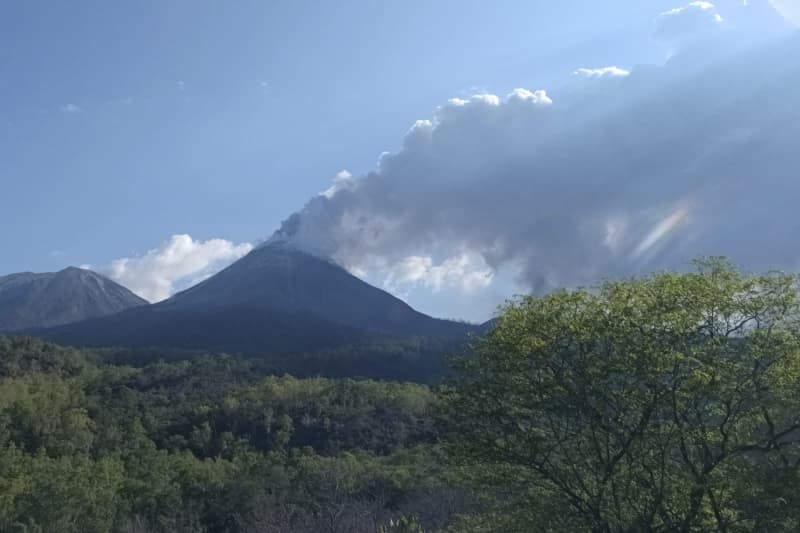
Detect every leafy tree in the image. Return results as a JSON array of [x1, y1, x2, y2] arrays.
[[0, 445, 124, 533], [0, 336, 87, 378], [445, 258, 800, 532], [0, 376, 94, 456]]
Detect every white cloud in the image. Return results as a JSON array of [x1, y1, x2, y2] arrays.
[[60, 104, 82, 113], [656, 1, 725, 44], [661, 1, 717, 16], [574, 66, 631, 78], [105, 234, 253, 302]]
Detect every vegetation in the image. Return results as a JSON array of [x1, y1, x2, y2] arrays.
[[5, 258, 800, 532], [95, 335, 466, 385], [0, 337, 464, 532], [445, 258, 800, 532]]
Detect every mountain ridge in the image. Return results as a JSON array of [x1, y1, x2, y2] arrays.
[[0, 266, 148, 331], [34, 244, 478, 354]]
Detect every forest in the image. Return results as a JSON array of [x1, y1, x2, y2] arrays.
[[0, 335, 466, 533], [4, 259, 800, 532]]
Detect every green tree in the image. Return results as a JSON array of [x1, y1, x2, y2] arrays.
[[0, 446, 124, 533], [445, 258, 800, 532], [0, 376, 94, 456]]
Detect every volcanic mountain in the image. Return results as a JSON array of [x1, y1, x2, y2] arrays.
[[36, 242, 477, 354], [0, 267, 148, 332]]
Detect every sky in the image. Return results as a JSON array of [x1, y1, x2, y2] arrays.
[[2, 1, 799, 322]]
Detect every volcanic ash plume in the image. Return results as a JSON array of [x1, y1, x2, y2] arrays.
[[269, 3, 800, 295]]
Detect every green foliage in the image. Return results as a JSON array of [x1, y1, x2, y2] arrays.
[[213, 376, 436, 455], [95, 335, 466, 384], [0, 336, 463, 532], [0, 336, 88, 378], [445, 258, 800, 531], [0, 445, 124, 533], [0, 376, 94, 456]]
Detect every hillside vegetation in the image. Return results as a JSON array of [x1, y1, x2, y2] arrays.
[[0, 336, 466, 532]]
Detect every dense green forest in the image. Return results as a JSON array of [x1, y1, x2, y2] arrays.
[[0, 336, 469, 532], [92, 334, 466, 385], [5, 259, 800, 532]]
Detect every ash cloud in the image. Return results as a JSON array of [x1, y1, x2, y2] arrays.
[[269, 1, 800, 297]]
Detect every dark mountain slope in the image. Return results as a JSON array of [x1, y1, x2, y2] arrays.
[[161, 241, 473, 337], [39, 304, 367, 355], [35, 243, 477, 355]]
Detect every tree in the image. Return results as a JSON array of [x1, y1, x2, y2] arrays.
[[0, 446, 124, 533], [445, 258, 800, 532]]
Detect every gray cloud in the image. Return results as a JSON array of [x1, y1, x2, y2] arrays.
[[268, 4, 799, 297]]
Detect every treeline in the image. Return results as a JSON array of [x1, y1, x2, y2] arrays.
[[94, 335, 465, 385], [0, 336, 467, 533]]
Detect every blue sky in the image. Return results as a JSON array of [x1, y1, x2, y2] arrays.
[[2, 1, 798, 321], [1, 0, 666, 264]]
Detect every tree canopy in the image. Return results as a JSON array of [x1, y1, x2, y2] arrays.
[[0, 338, 458, 532], [445, 258, 800, 532]]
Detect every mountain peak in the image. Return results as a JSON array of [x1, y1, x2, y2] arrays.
[[258, 231, 338, 264], [58, 265, 88, 274], [0, 267, 147, 332], [161, 241, 470, 338]]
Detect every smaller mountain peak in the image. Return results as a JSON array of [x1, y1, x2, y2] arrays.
[[0, 266, 147, 331]]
